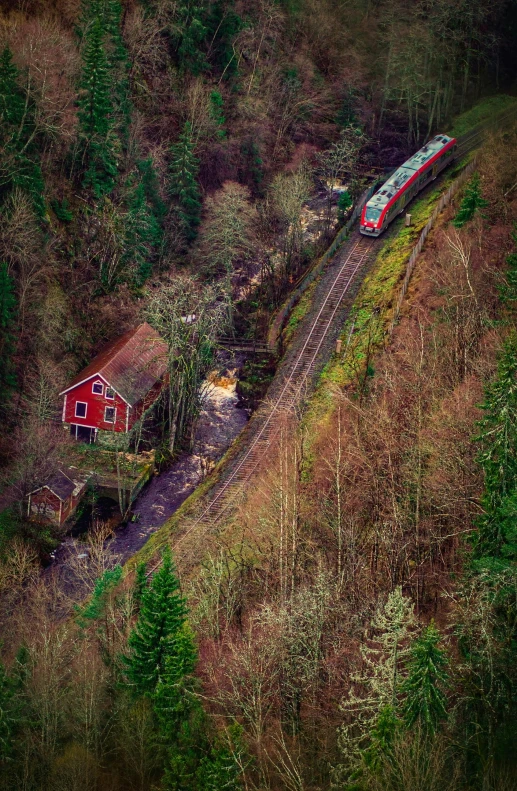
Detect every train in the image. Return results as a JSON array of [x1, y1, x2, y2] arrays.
[[360, 134, 457, 236]]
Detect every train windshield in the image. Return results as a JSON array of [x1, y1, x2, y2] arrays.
[[365, 206, 382, 223]]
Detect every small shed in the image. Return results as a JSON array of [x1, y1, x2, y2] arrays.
[[27, 469, 88, 526], [59, 323, 168, 443]]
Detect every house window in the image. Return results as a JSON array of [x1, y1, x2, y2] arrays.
[[92, 381, 104, 395], [106, 387, 115, 400], [104, 406, 116, 423], [75, 402, 87, 418]]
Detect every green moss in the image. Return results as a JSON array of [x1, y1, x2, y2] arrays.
[[449, 95, 517, 138], [305, 172, 460, 432], [282, 281, 317, 346], [122, 97, 516, 569], [123, 419, 253, 573]]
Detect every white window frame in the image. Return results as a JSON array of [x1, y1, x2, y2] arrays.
[[75, 401, 88, 418], [105, 387, 115, 400], [104, 406, 116, 424], [92, 381, 104, 395]]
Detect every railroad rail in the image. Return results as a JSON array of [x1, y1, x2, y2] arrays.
[[455, 104, 517, 158], [146, 234, 374, 573], [144, 102, 517, 575]]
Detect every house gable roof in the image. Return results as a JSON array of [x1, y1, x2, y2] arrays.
[[60, 323, 168, 407]]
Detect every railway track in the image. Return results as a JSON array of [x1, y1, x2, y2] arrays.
[[455, 104, 517, 158], [146, 234, 374, 572], [144, 102, 517, 574]]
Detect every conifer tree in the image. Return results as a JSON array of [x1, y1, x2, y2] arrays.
[[0, 661, 15, 764], [78, 16, 114, 138], [123, 174, 162, 285], [81, 0, 127, 66], [80, 0, 131, 140], [124, 548, 188, 696], [0, 47, 45, 216], [169, 122, 201, 242], [360, 705, 400, 777], [172, 0, 209, 75], [402, 621, 449, 734], [196, 743, 242, 791], [0, 47, 25, 129], [76, 565, 123, 627], [337, 587, 416, 780], [453, 172, 488, 228], [209, 91, 226, 139], [78, 17, 119, 197], [153, 623, 198, 737], [474, 335, 517, 561], [138, 157, 167, 226], [0, 262, 17, 405], [499, 226, 517, 307]]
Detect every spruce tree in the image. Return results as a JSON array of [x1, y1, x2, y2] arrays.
[[78, 17, 119, 197], [153, 623, 198, 738], [169, 122, 201, 242], [402, 621, 449, 734], [205, 0, 243, 76], [499, 226, 517, 307], [209, 91, 226, 139], [0, 661, 15, 764], [0, 47, 45, 216], [196, 744, 242, 791], [124, 547, 188, 696], [138, 157, 167, 226], [78, 16, 113, 139], [76, 565, 123, 627], [453, 172, 488, 228], [80, 0, 131, 140], [81, 0, 128, 66], [172, 0, 209, 75], [0, 47, 25, 129], [123, 174, 162, 286], [337, 587, 416, 780], [360, 705, 400, 777], [474, 335, 517, 561], [0, 262, 17, 405]]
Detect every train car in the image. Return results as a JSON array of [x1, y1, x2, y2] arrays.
[[360, 135, 457, 236]]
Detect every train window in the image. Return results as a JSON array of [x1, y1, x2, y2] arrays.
[[365, 206, 382, 222]]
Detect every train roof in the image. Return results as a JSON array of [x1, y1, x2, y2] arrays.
[[365, 135, 455, 212]]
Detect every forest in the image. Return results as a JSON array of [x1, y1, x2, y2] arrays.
[[1, 0, 517, 789]]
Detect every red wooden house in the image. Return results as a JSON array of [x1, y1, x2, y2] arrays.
[[27, 469, 88, 526], [60, 323, 168, 443]]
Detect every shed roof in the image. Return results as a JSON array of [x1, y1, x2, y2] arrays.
[[61, 323, 168, 406], [37, 470, 75, 501]]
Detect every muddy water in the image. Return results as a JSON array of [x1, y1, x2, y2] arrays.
[[111, 358, 248, 564], [49, 355, 248, 593]]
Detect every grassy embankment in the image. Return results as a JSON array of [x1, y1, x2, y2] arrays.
[[123, 419, 254, 570], [302, 95, 517, 437], [278, 95, 517, 354], [126, 95, 517, 571]]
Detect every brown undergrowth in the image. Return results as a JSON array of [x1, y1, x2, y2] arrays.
[[176, 130, 517, 787]]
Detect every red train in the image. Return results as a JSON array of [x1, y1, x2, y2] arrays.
[[360, 135, 457, 236]]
